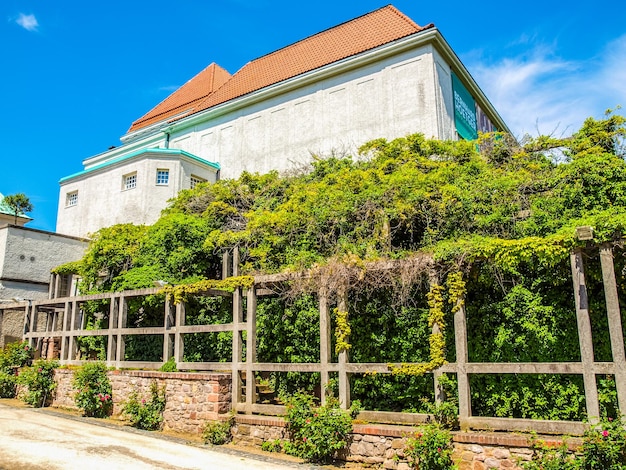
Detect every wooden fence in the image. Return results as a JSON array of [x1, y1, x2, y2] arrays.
[[4, 243, 625, 435]]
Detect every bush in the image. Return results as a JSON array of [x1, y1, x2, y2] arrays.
[[580, 416, 626, 469], [404, 423, 455, 470], [159, 357, 177, 372], [283, 392, 355, 463], [261, 439, 283, 453], [0, 370, 17, 398], [17, 359, 59, 407], [122, 380, 166, 430], [523, 439, 578, 470], [72, 361, 113, 418], [202, 415, 234, 445]]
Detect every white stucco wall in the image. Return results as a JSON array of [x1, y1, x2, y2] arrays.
[[0, 225, 87, 301], [57, 154, 218, 237], [167, 45, 451, 179]]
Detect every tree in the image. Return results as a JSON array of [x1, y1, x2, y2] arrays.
[[3, 193, 33, 224]]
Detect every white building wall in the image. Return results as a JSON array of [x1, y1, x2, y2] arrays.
[[0, 225, 87, 301], [57, 155, 218, 237], [169, 46, 447, 179]]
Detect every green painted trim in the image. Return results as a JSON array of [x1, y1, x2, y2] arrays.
[[59, 148, 220, 183]]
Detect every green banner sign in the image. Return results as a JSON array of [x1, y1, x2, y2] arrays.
[[452, 73, 478, 140]]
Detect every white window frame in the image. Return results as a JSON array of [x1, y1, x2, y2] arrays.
[[156, 169, 170, 186], [123, 172, 137, 190], [190, 174, 207, 189], [66, 191, 78, 207]]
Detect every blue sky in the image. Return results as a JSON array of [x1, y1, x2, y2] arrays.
[[2, 1, 625, 232]]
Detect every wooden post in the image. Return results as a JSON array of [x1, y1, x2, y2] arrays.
[[319, 286, 331, 405], [115, 296, 127, 367], [245, 287, 257, 413], [60, 301, 70, 361], [174, 301, 186, 364], [570, 249, 600, 422], [337, 288, 350, 409], [429, 271, 445, 404], [599, 243, 626, 414], [454, 294, 472, 430], [163, 298, 174, 363], [232, 286, 243, 408], [107, 297, 118, 364], [233, 246, 240, 277], [67, 301, 79, 360], [222, 251, 231, 280]]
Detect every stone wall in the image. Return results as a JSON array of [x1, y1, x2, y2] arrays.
[[229, 416, 580, 469], [52, 369, 231, 434]]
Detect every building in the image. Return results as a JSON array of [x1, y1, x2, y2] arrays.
[[0, 224, 87, 302], [57, 5, 508, 238], [0, 193, 31, 226]]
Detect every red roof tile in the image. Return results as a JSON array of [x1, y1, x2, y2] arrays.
[[128, 5, 433, 134], [129, 63, 231, 132]]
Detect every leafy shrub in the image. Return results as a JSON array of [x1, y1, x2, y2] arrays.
[[72, 361, 113, 417], [261, 439, 283, 453], [0, 341, 33, 369], [202, 415, 234, 445], [580, 416, 626, 469], [122, 380, 166, 430], [404, 423, 455, 470], [17, 359, 59, 407], [0, 371, 17, 398], [522, 439, 578, 470], [283, 392, 355, 463], [159, 357, 178, 372]]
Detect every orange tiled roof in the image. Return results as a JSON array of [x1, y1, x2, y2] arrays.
[[130, 63, 231, 132], [128, 5, 433, 133]]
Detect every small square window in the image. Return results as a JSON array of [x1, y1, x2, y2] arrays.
[[123, 172, 137, 190], [66, 191, 78, 207], [190, 175, 206, 189], [156, 169, 169, 185]]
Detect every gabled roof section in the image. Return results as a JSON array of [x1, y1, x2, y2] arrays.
[[129, 63, 231, 133], [127, 5, 433, 134]]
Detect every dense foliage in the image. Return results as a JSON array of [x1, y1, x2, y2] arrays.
[[56, 111, 626, 419], [0, 341, 33, 398], [72, 361, 113, 418], [122, 380, 166, 430], [17, 359, 59, 407]]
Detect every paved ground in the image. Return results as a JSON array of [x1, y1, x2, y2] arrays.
[[0, 402, 315, 470]]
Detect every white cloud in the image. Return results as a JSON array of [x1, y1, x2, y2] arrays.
[[467, 36, 626, 139], [16, 13, 39, 32]]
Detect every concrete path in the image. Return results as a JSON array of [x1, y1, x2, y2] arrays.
[[0, 403, 310, 470]]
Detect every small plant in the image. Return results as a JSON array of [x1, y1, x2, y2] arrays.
[[72, 361, 113, 418], [159, 357, 178, 372], [203, 414, 234, 445], [122, 380, 167, 430], [522, 438, 578, 470], [404, 423, 456, 470], [17, 359, 59, 407], [261, 439, 283, 453], [283, 391, 356, 463], [580, 416, 626, 469], [0, 341, 34, 398]]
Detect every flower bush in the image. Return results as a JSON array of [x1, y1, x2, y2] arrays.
[[16, 359, 59, 407], [0, 341, 33, 398], [122, 380, 166, 430], [580, 416, 626, 469], [523, 439, 578, 470], [202, 414, 234, 445], [283, 391, 355, 463], [404, 423, 456, 470], [72, 361, 113, 418]]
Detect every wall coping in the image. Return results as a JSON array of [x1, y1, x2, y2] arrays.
[[55, 368, 230, 381]]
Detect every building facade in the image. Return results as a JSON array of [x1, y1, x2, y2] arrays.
[[57, 5, 508, 238], [0, 224, 87, 301]]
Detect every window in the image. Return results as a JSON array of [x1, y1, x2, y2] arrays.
[[123, 172, 137, 190], [156, 169, 169, 185], [66, 191, 78, 207], [190, 175, 206, 189]]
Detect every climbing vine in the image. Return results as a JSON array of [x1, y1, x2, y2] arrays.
[[160, 276, 255, 304], [334, 308, 351, 355]]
